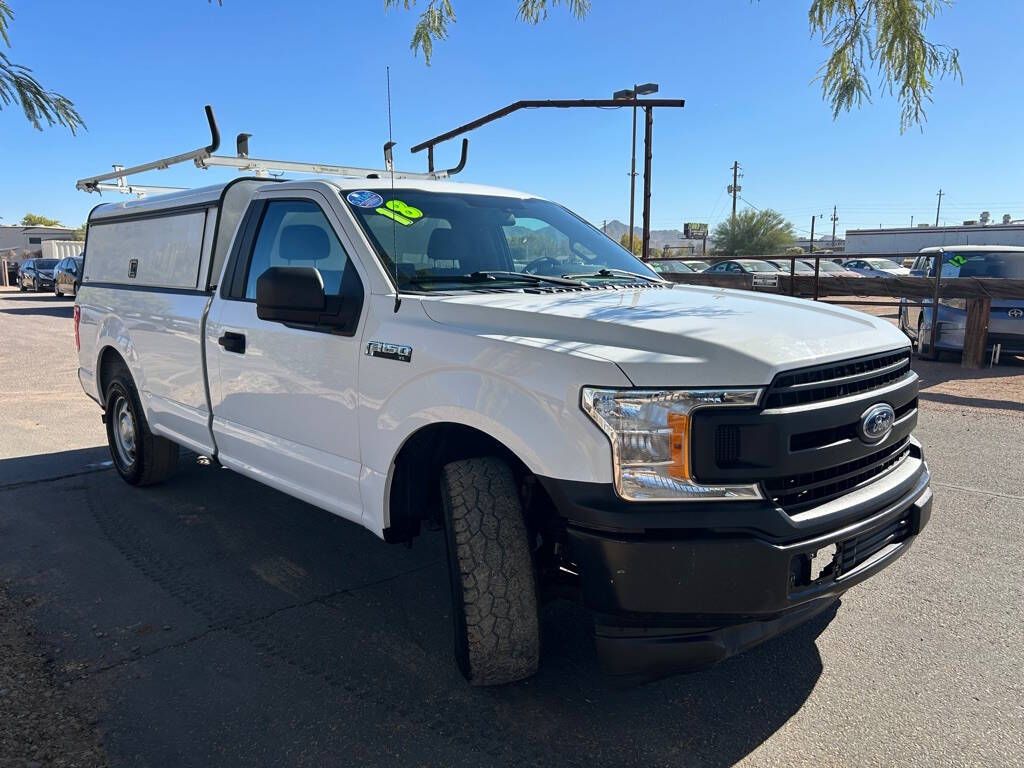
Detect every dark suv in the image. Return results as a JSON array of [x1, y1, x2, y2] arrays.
[[18, 259, 58, 292], [54, 256, 84, 297]]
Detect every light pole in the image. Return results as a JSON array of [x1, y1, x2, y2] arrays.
[[614, 82, 658, 254]]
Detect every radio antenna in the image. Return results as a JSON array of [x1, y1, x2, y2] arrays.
[[386, 66, 401, 313]]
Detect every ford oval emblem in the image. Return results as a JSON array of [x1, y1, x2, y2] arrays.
[[859, 403, 896, 443]]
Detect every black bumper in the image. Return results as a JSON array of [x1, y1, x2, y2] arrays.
[[540, 453, 931, 677]]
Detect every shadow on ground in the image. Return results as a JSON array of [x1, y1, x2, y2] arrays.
[[0, 450, 832, 768], [0, 305, 74, 318]]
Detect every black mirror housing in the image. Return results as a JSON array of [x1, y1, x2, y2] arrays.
[[257, 266, 325, 325]]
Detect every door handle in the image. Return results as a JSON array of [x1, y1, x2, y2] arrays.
[[218, 332, 246, 354]]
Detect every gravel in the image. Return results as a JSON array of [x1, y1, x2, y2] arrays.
[[0, 584, 108, 768]]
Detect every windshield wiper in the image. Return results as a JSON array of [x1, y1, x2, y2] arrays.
[[404, 271, 584, 287], [561, 267, 665, 284]]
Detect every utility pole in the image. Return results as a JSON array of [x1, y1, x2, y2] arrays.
[[729, 161, 742, 220], [809, 214, 817, 253], [830, 205, 838, 246], [935, 188, 944, 226], [602, 219, 607, 234], [628, 93, 638, 253], [641, 106, 654, 261]]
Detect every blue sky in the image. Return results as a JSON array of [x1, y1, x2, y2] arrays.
[[2, 0, 1022, 238]]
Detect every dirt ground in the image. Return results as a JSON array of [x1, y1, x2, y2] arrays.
[[0, 586, 108, 768], [839, 300, 1024, 414]]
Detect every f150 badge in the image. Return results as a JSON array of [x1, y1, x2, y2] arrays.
[[365, 341, 413, 363]]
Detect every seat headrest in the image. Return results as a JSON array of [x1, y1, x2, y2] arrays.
[[427, 228, 468, 265], [280, 225, 330, 262]]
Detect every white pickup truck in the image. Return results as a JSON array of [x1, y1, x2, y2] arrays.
[[74, 172, 931, 685]]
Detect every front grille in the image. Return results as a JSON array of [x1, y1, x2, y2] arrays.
[[764, 350, 912, 409], [835, 514, 912, 577], [765, 438, 913, 515], [789, 398, 918, 452]]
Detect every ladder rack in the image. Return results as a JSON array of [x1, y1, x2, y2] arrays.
[[76, 105, 468, 196]]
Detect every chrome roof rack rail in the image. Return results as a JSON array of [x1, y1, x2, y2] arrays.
[[76, 105, 468, 195]]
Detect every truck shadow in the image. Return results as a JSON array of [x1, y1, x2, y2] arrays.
[[1, 450, 830, 768], [0, 305, 74, 318]]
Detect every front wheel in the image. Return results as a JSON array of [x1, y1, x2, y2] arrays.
[[104, 367, 179, 486], [440, 457, 540, 686]]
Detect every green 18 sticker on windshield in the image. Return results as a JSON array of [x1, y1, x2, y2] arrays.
[[377, 199, 423, 226]]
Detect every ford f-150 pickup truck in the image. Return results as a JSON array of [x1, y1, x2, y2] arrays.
[[74, 173, 931, 685]]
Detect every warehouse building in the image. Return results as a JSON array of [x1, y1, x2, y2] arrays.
[[846, 216, 1024, 254]]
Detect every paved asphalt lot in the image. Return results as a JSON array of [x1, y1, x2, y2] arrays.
[[1, 287, 1023, 767]]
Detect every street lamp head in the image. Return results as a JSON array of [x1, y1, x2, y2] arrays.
[[613, 88, 634, 100], [634, 82, 659, 95]]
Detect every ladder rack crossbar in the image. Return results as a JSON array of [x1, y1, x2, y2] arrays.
[[75, 105, 467, 196]]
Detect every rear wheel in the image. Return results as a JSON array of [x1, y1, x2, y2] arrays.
[[440, 457, 540, 686], [104, 367, 179, 486]]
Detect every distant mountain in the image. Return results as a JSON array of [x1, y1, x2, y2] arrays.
[[599, 219, 705, 253]]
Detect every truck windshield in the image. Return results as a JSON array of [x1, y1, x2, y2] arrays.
[[942, 252, 1024, 279], [344, 189, 659, 291]]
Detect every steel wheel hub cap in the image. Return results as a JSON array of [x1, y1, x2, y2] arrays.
[[113, 397, 137, 466]]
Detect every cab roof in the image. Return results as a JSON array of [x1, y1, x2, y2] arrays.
[[88, 177, 539, 223]]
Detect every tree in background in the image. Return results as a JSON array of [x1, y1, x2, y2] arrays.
[[618, 232, 643, 257], [712, 210, 795, 256], [386, 0, 960, 131], [20, 213, 62, 227], [0, 2, 84, 134], [71, 224, 86, 241]]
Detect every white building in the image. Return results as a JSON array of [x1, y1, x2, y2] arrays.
[[0, 224, 76, 254], [845, 221, 1024, 254]]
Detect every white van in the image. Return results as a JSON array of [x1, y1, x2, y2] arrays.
[[74, 124, 931, 685]]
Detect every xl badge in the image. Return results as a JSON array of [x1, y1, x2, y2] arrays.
[[365, 341, 412, 363], [858, 403, 895, 444]]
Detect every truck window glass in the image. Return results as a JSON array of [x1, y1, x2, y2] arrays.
[[244, 200, 352, 299], [345, 189, 657, 290]]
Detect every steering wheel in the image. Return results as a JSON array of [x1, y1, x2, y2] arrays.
[[522, 256, 564, 275]]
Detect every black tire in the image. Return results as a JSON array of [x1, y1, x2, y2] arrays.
[[917, 315, 930, 355], [72, 282, 79, 297], [440, 457, 540, 686], [18, 281, 26, 292], [104, 366, 179, 486], [54, 285, 62, 297]]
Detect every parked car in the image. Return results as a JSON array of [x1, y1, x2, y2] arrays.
[[705, 258, 785, 274], [648, 259, 696, 275], [54, 256, 84, 297], [18, 258, 58, 291], [765, 259, 815, 274], [678, 259, 711, 272], [800, 260, 862, 277], [899, 246, 1024, 356], [842, 257, 910, 278], [75, 174, 930, 686]]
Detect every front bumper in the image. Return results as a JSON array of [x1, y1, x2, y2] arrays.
[[542, 454, 931, 677]]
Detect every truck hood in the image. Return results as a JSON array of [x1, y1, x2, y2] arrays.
[[419, 284, 910, 386]]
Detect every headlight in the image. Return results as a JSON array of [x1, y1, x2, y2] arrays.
[[581, 387, 764, 502]]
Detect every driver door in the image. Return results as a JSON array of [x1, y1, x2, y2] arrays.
[[205, 191, 368, 522]]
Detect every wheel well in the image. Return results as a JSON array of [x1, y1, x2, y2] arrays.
[[97, 347, 128, 404], [384, 423, 555, 545]]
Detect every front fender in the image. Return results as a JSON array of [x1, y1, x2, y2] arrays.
[[361, 366, 621, 484]]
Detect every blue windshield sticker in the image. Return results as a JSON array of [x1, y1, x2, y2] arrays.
[[347, 190, 384, 208]]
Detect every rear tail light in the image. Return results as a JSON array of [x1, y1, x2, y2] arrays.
[[73, 305, 81, 351]]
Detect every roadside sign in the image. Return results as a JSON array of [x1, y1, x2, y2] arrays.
[[684, 222, 708, 239], [752, 273, 779, 288]]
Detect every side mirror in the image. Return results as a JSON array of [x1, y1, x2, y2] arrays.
[[256, 266, 325, 325]]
